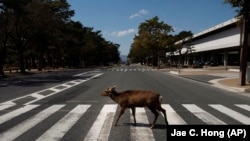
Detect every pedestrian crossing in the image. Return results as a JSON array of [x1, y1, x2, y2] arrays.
[[37, 105, 91, 141], [0, 103, 249, 140], [209, 104, 250, 124], [130, 108, 155, 141], [102, 68, 155, 72], [84, 105, 117, 141]]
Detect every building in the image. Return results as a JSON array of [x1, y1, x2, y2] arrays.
[[171, 17, 249, 67]]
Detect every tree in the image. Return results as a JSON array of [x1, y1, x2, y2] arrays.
[[0, 2, 15, 77], [2, 0, 32, 73], [25, 0, 61, 70], [78, 27, 120, 66], [128, 35, 150, 64], [0, 0, 120, 73], [225, 0, 249, 86], [104, 42, 120, 64], [130, 16, 174, 67], [0, 0, 75, 72]]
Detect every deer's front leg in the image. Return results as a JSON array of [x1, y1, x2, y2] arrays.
[[114, 107, 126, 126]]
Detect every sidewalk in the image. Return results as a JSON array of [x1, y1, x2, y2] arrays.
[[159, 66, 250, 93], [2, 68, 68, 78]]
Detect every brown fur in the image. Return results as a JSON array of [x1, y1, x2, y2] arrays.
[[101, 86, 168, 128]]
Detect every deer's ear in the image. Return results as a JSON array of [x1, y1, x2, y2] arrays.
[[111, 85, 116, 90]]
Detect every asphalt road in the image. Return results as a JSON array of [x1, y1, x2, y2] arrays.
[[0, 65, 249, 141]]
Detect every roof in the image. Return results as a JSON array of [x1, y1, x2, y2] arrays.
[[175, 17, 239, 45]]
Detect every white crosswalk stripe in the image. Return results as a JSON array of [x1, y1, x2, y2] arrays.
[[183, 104, 226, 124], [84, 104, 117, 141], [0, 105, 64, 141], [209, 104, 250, 124], [0, 104, 249, 140], [235, 104, 250, 112], [37, 105, 90, 141], [0, 104, 15, 111], [0, 105, 39, 125], [162, 104, 186, 124], [130, 108, 155, 141]]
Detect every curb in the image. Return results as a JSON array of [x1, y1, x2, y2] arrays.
[[209, 78, 250, 93], [167, 70, 250, 93], [169, 71, 180, 75]]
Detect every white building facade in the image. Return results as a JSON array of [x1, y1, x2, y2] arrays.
[[173, 17, 248, 67]]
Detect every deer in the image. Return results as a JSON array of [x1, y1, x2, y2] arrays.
[[101, 86, 168, 129]]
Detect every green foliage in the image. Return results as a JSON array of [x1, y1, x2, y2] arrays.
[[224, 0, 244, 16], [0, 0, 120, 76], [224, 0, 243, 7], [128, 16, 174, 66], [128, 17, 194, 67]]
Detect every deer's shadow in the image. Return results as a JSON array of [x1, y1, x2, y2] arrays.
[[122, 122, 167, 129]]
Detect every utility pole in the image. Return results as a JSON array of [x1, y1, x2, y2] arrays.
[[239, 0, 250, 86]]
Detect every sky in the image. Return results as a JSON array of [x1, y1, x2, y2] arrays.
[[67, 0, 237, 56]]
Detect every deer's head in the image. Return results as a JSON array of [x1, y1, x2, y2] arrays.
[[101, 86, 116, 96]]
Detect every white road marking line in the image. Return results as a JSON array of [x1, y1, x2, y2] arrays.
[[0, 72, 103, 106], [162, 104, 186, 125], [30, 93, 45, 99], [209, 104, 250, 124], [60, 84, 71, 88], [37, 105, 90, 141], [0, 105, 64, 140], [0, 105, 39, 125], [1, 101, 16, 105], [63, 83, 77, 87], [84, 104, 117, 141], [24, 73, 103, 105], [88, 73, 103, 80], [49, 88, 63, 92], [235, 104, 250, 112], [130, 108, 155, 141], [0, 104, 16, 111], [73, 71, 89, 77], [72, 79, 87, 83], [183, 104, 226, 124]]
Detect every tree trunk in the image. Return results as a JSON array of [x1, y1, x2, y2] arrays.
[[0, 60, 5, 78], [18, 42, 26, 73], [19, 52, 25, 73], [0, 39, 8, 77]]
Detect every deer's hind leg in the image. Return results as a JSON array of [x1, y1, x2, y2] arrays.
[[157, 106, 168, 125], [131, 107, 136, 126], [148, 106, 159, 129]]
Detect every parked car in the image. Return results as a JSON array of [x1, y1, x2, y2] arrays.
[[205, 60, 218, 66], [193, 60, 204, 68]]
